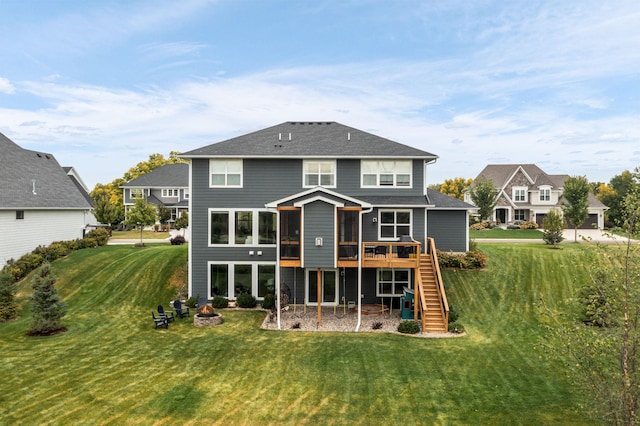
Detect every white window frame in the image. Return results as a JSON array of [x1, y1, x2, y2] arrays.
[[512, 187, 528, 202], [208, 208, 277, 247], [378, 209, 412, 241], [208, 261, 277, 300], [361, 160, 412, 188], [162, 188, 179, 197], [514, 209, 527, 221], [130, 188, 144, 199], [539, 187, 551, 202], [303, 160, 336, 188], [376, 268, 411, 297], [209, 159, 243, 188]]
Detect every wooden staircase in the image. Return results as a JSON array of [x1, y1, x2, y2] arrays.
[[417, 246, 448, 333]]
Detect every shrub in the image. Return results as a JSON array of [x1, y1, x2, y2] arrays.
[[519, 221, 538, 230], [236, 293, 257, 308], [579, 281, 617, 327], [371, 321, 383, 330], [448, 305, 459, 323], [261, 294, 276, 310], [0, 271, 18, 321], [437, 249, 487, 269], [470, 222, 488, 230], [506, 225, 520, 230], [397, 320, 420, 334], [85, 227, 110, 246], [4, 253, 44, 282], [185, 294, 199, 308], [170, 235, 186, 245], [448, 322, 465, 333], [211, 296, 229, 309]]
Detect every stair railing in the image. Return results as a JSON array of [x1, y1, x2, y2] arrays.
[[427, 238, 449, 329]]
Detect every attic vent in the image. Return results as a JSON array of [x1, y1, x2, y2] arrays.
[[45, 155, 50, 159], [274, 144, 284, 148], [347, 132, 351, 141], [37, 153, 42, 157]]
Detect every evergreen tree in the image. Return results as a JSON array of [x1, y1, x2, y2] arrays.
[[28, 263, 66, 335], [562, 176, 590, 242], [0, 270, 18, 321], [541, 209, 564, 247]]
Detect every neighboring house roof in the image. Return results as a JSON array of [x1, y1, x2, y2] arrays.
[[0, 133, 93, 210], [121, 163, 189, 188], [180, 121, 438, 159], [64, 166, 95, 207], [425, 189, 478, 210], [471, 164, 560, 189]]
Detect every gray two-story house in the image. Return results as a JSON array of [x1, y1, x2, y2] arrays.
[[121, 163, 189, 226], [181, 122, 473, 332]]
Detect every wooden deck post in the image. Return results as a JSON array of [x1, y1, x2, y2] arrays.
[[317, 268, 322, 327]]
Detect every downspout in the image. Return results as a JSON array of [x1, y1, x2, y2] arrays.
[[355, 205, 374, 332]]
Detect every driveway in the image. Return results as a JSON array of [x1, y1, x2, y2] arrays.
[[561, 229, 638, 244]]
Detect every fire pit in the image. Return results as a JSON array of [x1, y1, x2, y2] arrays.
[[194, 305, 223, 327]]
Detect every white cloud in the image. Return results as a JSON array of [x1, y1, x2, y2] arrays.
[[0, 77, 15, 94]]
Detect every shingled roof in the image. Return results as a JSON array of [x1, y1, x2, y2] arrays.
[[0, 133, 93, 210], [472, 164, 562, 188], [121, 164, 189, 188], [181, 122, 438, 159]]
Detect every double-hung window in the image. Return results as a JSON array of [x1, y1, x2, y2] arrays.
[[539, 187, 551, 202], [210, 209, 276, 246], [379, 210, 411, 240], [130, 188, 144, 199], [361, 160, 412, 188], [303, 160, 336, 188], [210, 159, 242, 187], [513, 187, 527, 202]]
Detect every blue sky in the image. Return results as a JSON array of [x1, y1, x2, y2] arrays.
[[1, 0, 639, 189]]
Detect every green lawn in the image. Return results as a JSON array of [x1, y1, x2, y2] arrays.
[[470, 228, 543, 239], [0, 243, 596, 425], [110, 229, 171, 240]]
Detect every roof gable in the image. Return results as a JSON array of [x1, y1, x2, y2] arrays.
[[181, 122, 438, 159]]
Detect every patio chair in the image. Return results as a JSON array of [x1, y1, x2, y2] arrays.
[[157, 305, 175, 323], [173, 300, 190, 318], [152, 311, 169, 329]]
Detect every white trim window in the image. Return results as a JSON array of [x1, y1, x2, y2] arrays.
[[210, 159, 242, 187], [377, 268, 410, 297], [162, 188, 179, 197], [209, 209, 276, 246], [208, 262, 276, 299], [183, 189, 189, 199], [514, 209, 527, 221], [379, 209, 411, 240], [130, 188, 144, 199], [303, 160, 336, 188], [513, 186, 527, 202], [539, 187, 551, 202], [361, 160, 412, 188]]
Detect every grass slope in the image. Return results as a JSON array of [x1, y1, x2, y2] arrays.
[[0, 243, 595, 425]]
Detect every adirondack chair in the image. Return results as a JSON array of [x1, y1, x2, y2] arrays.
[[152, 311, 169, 329], [157, 305, 175, 323], [173, 300, 190, 318]]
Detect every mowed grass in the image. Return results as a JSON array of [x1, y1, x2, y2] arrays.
[[0, 243, 596, 425], [470, 228, 543, 239]]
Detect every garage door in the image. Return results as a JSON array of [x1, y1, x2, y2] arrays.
[[567, 214, 598, 229], [536, 214, 546, 228]]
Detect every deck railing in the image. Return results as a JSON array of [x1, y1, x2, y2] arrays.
[[426, 237, 449, 328], [360, 241, 421, 268]]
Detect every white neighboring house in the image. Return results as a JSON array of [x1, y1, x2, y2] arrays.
[[464, 164, 608, 228], [0, 133, 96, 266]]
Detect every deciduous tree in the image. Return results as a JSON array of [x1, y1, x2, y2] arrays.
[[428, 177, 473, 200], [541, 209, 564, 247], [126, 198, 157, 228], [469, 177, 497, 221], [562, 176, 590, 242]]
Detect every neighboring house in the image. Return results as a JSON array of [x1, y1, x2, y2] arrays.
[[121, 163, 189, 226], [464, 164, 608, 228], [180, 121, 475, 332], [0, 133, 95, 266]]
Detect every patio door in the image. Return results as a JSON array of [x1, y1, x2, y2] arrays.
[[306, 269, 338, 306]]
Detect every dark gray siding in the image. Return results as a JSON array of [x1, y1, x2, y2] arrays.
[[337, 159, 424, 197], [362, 208, 426, 251], [427, 210, 468, 252], [303, 201, 335, 268]]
